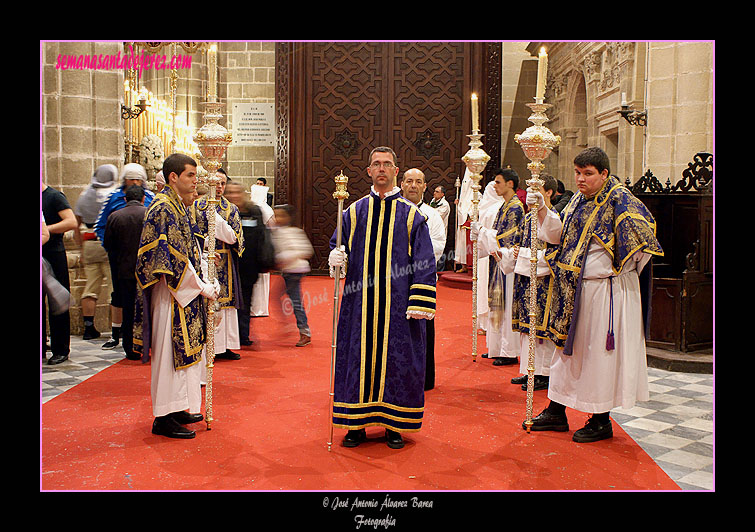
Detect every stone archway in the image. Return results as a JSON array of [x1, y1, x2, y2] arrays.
[[558, 71, 588, 191]]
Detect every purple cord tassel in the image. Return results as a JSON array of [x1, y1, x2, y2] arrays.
[[606, 331, 615, 351], [606, 276, 615, 351]]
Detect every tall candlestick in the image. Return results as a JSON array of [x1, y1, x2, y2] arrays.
[[536, 47, 548, 101], [514, 101, 561, 432], [471, 93, 479, 132]]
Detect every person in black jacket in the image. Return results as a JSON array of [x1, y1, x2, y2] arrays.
[[225, 182, 266, 345], [102, 185, 147, 360], [551, 178, 574, 213]]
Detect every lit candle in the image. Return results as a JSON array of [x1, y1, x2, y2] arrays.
[[536, 46, 548, 101], [471, 93, 479, 132], [208, 43, 217, 102]]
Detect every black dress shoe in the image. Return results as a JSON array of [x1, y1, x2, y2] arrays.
[[492, 357, 517, 366], [523, 408, 569, 432], [47, 354, 69, 365], [511, 374, 527, 385], [572, 416, 613, 443], [152, 416, 196, 439], [385, 429, 404, 449], [215, 350, 241, 360], [521, 376, 549, 391], [342, 428, 366, 448], [171, 411, 204, 425]]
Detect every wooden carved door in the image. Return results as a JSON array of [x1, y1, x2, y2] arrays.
[[276, 42, 501, 273]]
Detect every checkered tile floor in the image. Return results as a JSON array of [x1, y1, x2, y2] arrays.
[[41, 336, 714, 491]]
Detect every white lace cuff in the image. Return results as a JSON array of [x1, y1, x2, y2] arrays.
[[406, 310, 435, 320]]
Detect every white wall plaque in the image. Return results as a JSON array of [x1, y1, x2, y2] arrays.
[[232, 103, 275, 146]]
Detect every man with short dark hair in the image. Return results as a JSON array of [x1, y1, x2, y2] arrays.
[[501, 173, 559, 391]]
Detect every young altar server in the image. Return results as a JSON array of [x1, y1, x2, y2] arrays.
[[470, 168, 524, 366], [499, 173, 559, 391], [525, 147, 663, 443], [133, 153, 219, 439], [191, 169, 245, 366]]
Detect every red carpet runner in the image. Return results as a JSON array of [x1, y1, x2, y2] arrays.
[[41, 274, 678, 491]]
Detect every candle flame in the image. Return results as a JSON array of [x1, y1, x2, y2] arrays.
[[471, 93, 477, 100]]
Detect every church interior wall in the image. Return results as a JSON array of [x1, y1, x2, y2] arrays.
[[41, 40, 714, 334]]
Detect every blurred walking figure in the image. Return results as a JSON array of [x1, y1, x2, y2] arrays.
[[271, 204, 313, 347]]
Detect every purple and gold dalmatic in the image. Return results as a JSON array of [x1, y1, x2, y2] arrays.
[[133, 185, 207, 369], [330, 191, 437, 433]]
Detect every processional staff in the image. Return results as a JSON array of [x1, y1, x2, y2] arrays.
[[328, 170, 349, 452], [461, 93, 490, 362], [193, 100, 232, 431], [514, 47, 561, 432]]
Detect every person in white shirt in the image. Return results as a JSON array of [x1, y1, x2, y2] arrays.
[[272, 204, 314, 347], [401, 168, 446, 390], [249, 183, 275, 317], [471, 179, 503, 341]]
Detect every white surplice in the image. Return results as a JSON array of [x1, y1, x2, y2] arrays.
[[419, 202, 447, 264], [454, 168, 474, 265], [199, 212, 242, 385], [473, 182, 503, 331], [250, 193, 275, 317], [150, 261, 206, 418], [476, 192, 518, 359]]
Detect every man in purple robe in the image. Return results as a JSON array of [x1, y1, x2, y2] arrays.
[[328, 147, 437, 450]]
